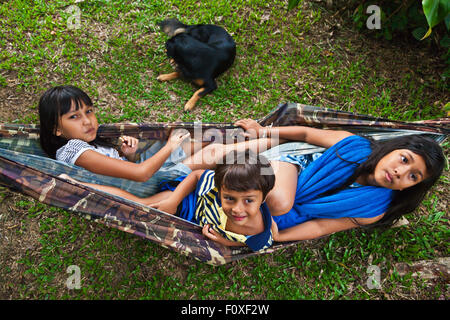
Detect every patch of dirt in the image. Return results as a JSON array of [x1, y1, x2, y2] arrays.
[[0, 78, 36, 123]]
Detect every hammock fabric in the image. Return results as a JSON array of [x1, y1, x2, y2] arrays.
[[0, 103, 448, 265]]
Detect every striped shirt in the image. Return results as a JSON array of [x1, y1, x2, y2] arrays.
[[56, 139, 125, 165]]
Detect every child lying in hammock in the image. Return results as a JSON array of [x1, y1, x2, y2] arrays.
[[153, 150, 276, 250], [236, 119, 445, 241], [61, 150, 276, 251], [40, 85, 278, 196]]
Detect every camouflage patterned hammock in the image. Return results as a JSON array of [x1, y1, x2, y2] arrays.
[[0, 103, 448, 265]]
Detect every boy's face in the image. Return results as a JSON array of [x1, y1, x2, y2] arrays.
[[220, 186, 264, 226]]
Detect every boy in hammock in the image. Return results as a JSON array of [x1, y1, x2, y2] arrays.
[[150, 150, 276, 251], [61, 150, 276, 251]]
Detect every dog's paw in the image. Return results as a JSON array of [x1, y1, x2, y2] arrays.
[[157, 72, 179, 82], [184, 101, 196, 111]]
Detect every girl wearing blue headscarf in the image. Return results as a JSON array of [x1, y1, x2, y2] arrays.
[[234, 119, 445, 243]]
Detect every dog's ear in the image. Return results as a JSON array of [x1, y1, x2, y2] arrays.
[[158, 18, 187, 37]]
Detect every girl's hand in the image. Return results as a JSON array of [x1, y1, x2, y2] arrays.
[[234, 119, 265, 139], [149, 198, 178, 215], [167, 130, 190, 151], [120, 136, 139, 159]]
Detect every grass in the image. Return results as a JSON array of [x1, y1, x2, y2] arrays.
[[6, 190, 448, 300], [0, 0, 448, 300]]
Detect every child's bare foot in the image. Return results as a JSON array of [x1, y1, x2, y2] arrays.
[[59, 174, 79, 183]]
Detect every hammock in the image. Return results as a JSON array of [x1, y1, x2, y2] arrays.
[[0, 103, 448, 265]]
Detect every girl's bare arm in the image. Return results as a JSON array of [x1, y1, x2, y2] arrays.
[[75, 143, 175, 182], [148, 169, 205, 214], [75, 132, 190, 182], [270, 126, 353, 148], [272, 214, 384, 242], [235, 119, 353, 148]]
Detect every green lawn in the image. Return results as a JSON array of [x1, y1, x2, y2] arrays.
[[0, 0, 448, 300]]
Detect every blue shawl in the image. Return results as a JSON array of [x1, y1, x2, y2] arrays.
[[273, 135, 394, 230]]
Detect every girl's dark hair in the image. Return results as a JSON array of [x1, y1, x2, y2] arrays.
[[214, 150, 275, 199], [336, 135, 445, 228], [38, 85, 94, 158]]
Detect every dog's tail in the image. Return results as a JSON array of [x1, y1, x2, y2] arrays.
[[158, 18, 188, 37]]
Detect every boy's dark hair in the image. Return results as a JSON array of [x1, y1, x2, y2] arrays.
[[214, 149, 275, 199]]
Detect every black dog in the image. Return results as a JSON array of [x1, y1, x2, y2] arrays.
[[157, 18, 236, 111]]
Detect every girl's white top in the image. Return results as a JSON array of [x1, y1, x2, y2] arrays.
[[56, 139, 125, 165]]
